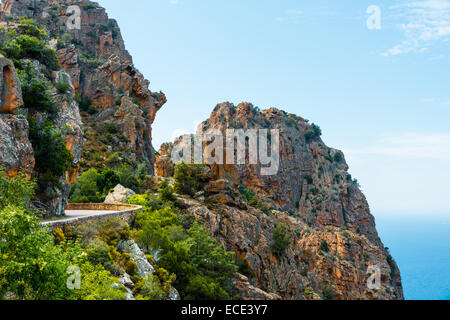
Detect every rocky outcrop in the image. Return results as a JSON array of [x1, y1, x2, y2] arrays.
[[155, 143, 175, 177], [199, 102, 382, 246], [165, 102, 403, 300], [0, 54, 23, 113], [116, 239, 181, 301], [104, 184, 135, 205], [117, 240, 156, 278], [0, 0, 164, 214], [0, 113, 35, 178], [0, 54, 33, 178], [177, 192, 403, 300], [1, 0, 165, 174]]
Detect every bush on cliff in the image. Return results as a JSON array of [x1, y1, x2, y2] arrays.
[[0, 30, 59, 70], [305, 123, 322, 142], [174, 162, 207, 197], [0, 26, 60, 70], [271, 223, 292, 253], [18, 63, 57, 113], [23, 80, 56, 112]]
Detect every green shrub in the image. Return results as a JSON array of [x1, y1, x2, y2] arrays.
[[56, 81, 70, 93], [0, 33, 60, 70], [158, 179, 177, 204], [69, 168, 123, 203], [106, 122, 118, 134], [322, 284, 334, 300], [132, 198, 237, 300], [173, 162, 207, 197], [0, 168, 35, 209], [28, 119, 73, 190], [271, 223, 291, 253], [75, 262, 126, 300], [134, 274, 165, 300], [86, 241, 115, 273], [19, 19, 48, 40], [333, 151, 344, 162], [238, 185, 256, 205], [125, 260, 138, 276], [21, 79, 56, 113], [184, 275, 230, 300], [305, 123, 322, 142], [320, 240, 330, 253]]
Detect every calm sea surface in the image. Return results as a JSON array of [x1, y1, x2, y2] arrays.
[[376, 215, 450, 300]]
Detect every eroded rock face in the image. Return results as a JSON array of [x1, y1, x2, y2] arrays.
[[155, 143, 175, 177], [200, 102, 382, 246], [178, 195, 403, 300], [0, 54, 23, 113], [1, 0, 165, 174], [104, 184, 135, 204], [0, 113, 34, 178], [232, 274, 281, 300], [167, 102, 403, 300]]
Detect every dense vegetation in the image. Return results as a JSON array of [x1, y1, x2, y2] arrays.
[[28, 119, 73, 190], [173, 162, 207, 197], [128, 181, 238, 300], [69, 164, 147, 203], [0, 19, 60, 70], [0, 169, 126, 300]]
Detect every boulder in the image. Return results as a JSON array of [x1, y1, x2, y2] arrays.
[[232, 274, 281, 300], [104, 184, 136, 204]]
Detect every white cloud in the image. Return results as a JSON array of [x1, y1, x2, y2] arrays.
[[345, 132, 450, 161], [383, 0, 450, 55]]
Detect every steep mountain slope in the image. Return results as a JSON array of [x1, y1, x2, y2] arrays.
[[0, 0, 164, 215], [158, 102, 404, 300], [1, 0, 165, 174]]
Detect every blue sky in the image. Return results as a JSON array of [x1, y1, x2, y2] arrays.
[[96, 0, 450, 217]]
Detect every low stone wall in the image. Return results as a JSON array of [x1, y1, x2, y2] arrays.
[[65, 203, 139, 212], [42, 203, 142, 230]]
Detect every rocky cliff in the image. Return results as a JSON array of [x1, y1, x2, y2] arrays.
[[1, 0, 165, 174], [165, 102, 404, 300], [0, 0, 164, 215]]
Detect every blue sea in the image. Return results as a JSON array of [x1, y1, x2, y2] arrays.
[[376, 215, 450, 300]]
